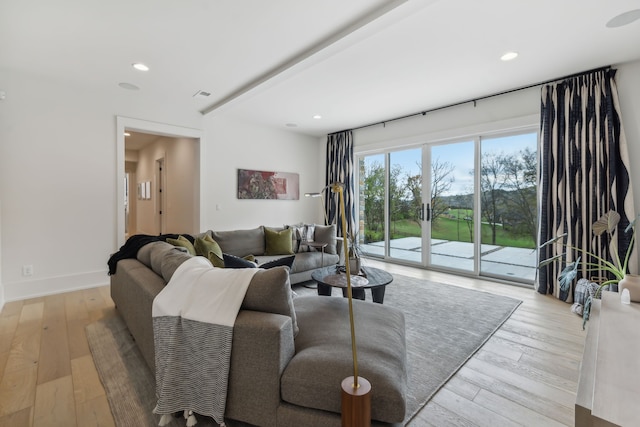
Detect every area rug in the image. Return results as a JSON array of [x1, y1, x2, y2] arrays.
[[87, 274, 521, 426]]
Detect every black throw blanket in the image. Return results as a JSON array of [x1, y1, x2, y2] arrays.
[[107, 233, 191, 275]]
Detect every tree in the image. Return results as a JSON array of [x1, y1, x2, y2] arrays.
[[430, 158, 455, 224], [500, 147, 537, 245], [480, 151, 508, 245], [363, 161, 385, 241], [403, 158, 454, 228]]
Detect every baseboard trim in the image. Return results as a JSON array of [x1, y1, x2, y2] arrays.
[[4, 270, 110, 302]]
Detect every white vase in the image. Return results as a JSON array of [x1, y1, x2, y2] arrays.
[[618, 274, 640, 303]]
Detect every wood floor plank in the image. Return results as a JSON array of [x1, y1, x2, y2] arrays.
[[0, 313, 19, 336], [409, 401, 477, 427], [71, 355, 105, 404], [464, 357, 576, 409], [474, 349, 577, 393], [444, 376, 481, 401], [37, 295, 71, 385], [472, 388, 566, 427], [67, 318, 91, 360], [480, 337, 523, 361], [75, 395, 115, 427], [0, 406, 33, 427], [431, 387, 520, 427], [33, 375, 76, 427], [0, 365, 38, 417], [494, 328, 583, 361], [504, 317, 586, 344], [3, 324, 41, 374], [0, 300, 24, 318], [456, 366, 574, 426], [18, 302, 44, 327], [64, 292, 90, 322]]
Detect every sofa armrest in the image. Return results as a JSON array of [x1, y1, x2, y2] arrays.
[[226, 310, 295, 427]]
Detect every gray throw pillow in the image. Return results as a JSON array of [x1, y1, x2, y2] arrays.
[[243, 266, 299, 337], [313, 224, 337, 255]]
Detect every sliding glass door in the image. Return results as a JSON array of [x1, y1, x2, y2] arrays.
[[427, 140, 475, 272], [358, 129, 538, 284]]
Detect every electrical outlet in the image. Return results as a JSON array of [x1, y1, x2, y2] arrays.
[[22, 265, 33, 277]]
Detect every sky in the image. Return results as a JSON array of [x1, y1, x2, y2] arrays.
[[363, 132, 537, 196]]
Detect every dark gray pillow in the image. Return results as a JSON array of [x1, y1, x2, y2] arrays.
[[223, 253, 258, 269], [260, 255, 295, 270]]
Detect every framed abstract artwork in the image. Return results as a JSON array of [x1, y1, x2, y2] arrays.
[[237, 169, 299, 200]]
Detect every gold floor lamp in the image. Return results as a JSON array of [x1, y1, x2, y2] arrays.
[[308, 183, 371, 427]]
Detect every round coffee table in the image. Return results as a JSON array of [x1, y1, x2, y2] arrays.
[[311, 265, 393, 304]]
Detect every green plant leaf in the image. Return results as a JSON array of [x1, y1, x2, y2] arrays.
[[624, 214, 640, 233], [592, 210, 620, 236], [558, 257, 580, 291], [539, 233, 568, 250]]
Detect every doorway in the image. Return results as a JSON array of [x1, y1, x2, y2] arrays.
[[116, 117, 202, 248]]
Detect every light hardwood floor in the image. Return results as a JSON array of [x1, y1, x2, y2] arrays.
[[0, 260, 584, 426]]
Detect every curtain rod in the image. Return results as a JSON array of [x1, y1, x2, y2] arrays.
[[334, 65, 611, 134]]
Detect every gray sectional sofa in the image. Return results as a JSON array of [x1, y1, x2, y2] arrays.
[[110, 237, 408, 427], [209, 224, 341, 285]]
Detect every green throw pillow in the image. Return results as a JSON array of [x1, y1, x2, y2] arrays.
[[195, 234, 221, 257], [264, 227, 294, 255], [166, 235, 196, 255], [194, 234, 225, 268], [207, 251, 225, 268]]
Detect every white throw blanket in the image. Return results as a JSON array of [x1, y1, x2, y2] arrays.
[[152, 256, 258, 426]]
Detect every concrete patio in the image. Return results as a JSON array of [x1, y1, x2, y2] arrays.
[[362, 237, 536, 283]]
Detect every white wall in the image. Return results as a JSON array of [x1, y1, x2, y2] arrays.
[[0, 69, 203, 301], [201, 114, 324, 231], [0, 199, 3, 311]]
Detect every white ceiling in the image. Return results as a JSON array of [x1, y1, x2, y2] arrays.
[[3, 0, 640, 138]]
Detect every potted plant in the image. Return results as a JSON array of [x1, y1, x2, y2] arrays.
[[539, 210, 639, 320]]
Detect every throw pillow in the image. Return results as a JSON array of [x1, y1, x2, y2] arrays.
[[166, 235, 196, 255], [298, 224, 316, 252], [260, 255, 295, 270], [313, 224, 338, 255], [265, 227, 294, 255], [286, 223, 304, 253], [243, 267, 299, 337], [194, 234, 221, 257], [223, 253, 258, 269], [207, 251, 225, 268]]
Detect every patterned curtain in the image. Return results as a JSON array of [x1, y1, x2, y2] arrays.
[[326, 130, 355, 238], [537, 68, 635, 302]]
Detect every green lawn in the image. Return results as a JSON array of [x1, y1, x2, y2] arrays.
[[379, 216, 535, 249]]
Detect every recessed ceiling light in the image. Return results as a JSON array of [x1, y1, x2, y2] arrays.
[[118, 82, 140, 90], [285, 123, 298, 128], [132, 63, 149, 72], [124, 132, 131, 137], [606, 9, 640, 28], [313, 115, 322, 120], [500, 51, 518, 61]]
